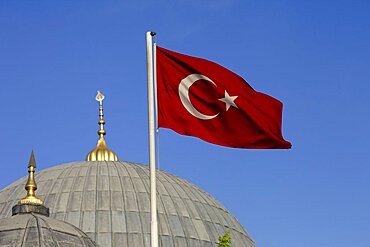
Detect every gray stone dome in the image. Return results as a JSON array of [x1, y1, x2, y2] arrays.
[[0, 161, 255, 247], [0, 206, 96, 246]]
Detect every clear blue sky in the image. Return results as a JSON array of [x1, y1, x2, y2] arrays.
[[1, 1, 369, 246]]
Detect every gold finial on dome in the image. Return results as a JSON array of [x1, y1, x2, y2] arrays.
[[19, 150, 43, 205], [86, 91, 119, 161]]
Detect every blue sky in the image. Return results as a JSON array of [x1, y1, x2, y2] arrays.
[[1, 1, 369, 246]]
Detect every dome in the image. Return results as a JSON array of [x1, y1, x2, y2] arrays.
[[0, 204, 96, 246], [0, 161, 255, 247]]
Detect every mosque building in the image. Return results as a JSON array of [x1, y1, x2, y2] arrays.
[[0, 92, 256, 247]]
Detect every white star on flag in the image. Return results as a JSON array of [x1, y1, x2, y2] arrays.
[[218, 90, 238, 111]]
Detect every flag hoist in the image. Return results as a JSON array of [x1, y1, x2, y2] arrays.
[[146, 31, 158, 247]]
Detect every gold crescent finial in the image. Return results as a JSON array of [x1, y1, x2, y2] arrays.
[[86, 91, 119, 161], [96, 90, 105, 104], [96, 90, 106, 138], [19, 150, 43, 205]]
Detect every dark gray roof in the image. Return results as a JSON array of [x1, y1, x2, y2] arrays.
[[0, 211, 96, 246], [0, 161, 256, 247]]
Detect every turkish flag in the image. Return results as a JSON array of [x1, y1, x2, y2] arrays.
[[156, 46, 291, 149]]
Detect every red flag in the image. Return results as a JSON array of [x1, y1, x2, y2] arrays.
[[156, 46, 291, 149]]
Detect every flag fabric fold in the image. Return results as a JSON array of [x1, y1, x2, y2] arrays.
[[156, 46, 291, 149]]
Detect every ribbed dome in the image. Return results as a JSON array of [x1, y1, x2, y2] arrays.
[[0, 209, 96, 246], [0, 161, 255, 247]]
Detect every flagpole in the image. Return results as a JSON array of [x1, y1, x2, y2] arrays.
[[146, 31, 158, 247]]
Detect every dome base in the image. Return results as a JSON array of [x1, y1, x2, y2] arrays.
[[12, 203, 50, 217]]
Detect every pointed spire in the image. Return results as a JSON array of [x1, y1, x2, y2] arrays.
[[86, 91, 119, 161], [19, 150, 43, 205]]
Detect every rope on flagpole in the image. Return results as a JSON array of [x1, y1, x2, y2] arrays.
[[156, 128, 161, 171], [153, 41, 161, 171]]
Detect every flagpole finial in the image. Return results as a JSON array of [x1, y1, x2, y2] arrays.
[[86, 91, 119, 161], [19, 150, 43, 205]]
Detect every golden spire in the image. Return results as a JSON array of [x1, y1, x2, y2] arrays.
[[19, 150, 43, 205], [86, 91, 119, 161]]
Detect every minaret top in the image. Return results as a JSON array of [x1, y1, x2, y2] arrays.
[[19, 150, 43, 205], [86, 91, 119, 161]]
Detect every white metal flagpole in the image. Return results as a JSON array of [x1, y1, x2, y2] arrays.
[[146, 31, 158, 247]]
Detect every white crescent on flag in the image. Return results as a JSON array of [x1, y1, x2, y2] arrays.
[[178, 74, 220, 120]]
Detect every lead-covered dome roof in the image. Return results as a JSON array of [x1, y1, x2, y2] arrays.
[[0, 161, 255, 247], [0, 205, 96, 247]]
